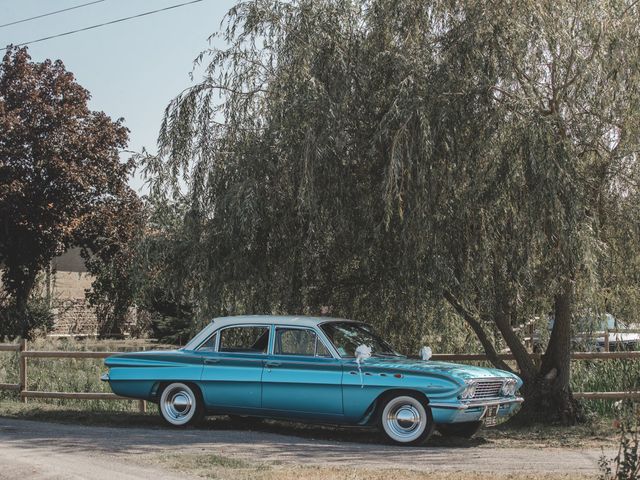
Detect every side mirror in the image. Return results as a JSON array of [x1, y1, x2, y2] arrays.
[[420, 346, 432, 361]]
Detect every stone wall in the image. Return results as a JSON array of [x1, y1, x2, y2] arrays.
[[48, 253, 101, 336], [49, 299, 100, 337], [49, 298, 140, 337]]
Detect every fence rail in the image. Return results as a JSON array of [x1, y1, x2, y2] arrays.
[[0, 340, 639, 407]]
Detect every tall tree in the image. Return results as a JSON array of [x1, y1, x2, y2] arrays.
[[0, 46, 141, 337], [145, 0, 640, 423]]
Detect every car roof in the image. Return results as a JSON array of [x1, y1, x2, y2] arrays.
[[211, 315, 358, 328], [183, 315, 360, 350]]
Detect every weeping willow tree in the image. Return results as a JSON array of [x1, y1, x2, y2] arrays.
[[143, 0, 640, 423]]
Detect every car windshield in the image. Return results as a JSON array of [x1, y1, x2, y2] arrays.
[[320, 321, 402, 358]]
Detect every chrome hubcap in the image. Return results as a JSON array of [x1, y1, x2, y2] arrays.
[[394, 406, 420, 430], [387, 404, 421, 437]]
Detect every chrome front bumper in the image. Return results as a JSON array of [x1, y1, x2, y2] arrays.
[[429, 396, 524, 424], [100, 373, 110, 382], [429, 396, 524, 410]]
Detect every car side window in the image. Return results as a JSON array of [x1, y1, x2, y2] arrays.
[[315, 338, 332, 357], [219, 326, 269, 354], [196, 332, 217, 352], [275, 328, 332, 357]]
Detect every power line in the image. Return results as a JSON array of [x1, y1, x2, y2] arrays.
[[0, 0, 204, 52], [0, 1, 106, 29]]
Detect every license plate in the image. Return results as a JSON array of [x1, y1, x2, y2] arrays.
[[483, 405, 499, 427]]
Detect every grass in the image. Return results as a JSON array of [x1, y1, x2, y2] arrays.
[[570, 359, 640, 416], [152, 453, 593, 480]]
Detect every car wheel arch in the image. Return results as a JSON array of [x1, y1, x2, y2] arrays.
[[359, 388, 430, 425]]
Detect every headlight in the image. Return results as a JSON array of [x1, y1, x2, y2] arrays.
[[501, 379, 517, 396], [460, 381, 477, 399]]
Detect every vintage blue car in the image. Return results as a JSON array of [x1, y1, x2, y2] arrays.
[[102, 315, 523, 445]]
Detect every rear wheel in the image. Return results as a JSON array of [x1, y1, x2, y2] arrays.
[[159, 382, 204, 427], [436, 421, 483, 438], [378, 394, 434, 446]]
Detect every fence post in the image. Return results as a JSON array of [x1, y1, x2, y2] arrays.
[[138, 400, 146, 413], [19, 339, 27, 403], [527, 322, 535, 352], [604, 330, 610, 352]]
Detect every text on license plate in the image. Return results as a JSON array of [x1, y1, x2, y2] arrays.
[[483, 405, 499, 427]]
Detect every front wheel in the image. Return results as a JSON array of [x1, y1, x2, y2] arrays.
[[436, 421, 483, 439], [159, 382, 205, 427], [378, 394, 434, 445]]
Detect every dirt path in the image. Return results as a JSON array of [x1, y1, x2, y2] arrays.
[[0, 417, 612, 479]]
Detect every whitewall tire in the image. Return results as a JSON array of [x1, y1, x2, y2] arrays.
[[159, 382, 204, 427], [378, 394, 434, 445]]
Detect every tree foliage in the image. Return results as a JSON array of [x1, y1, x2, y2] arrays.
[[0, 46, 141, 337], [143, 0, 640, 423]]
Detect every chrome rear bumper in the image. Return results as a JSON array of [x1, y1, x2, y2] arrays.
[[100, 373, 110, 382]]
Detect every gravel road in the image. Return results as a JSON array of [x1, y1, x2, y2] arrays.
[[0, 416, 611, 479]]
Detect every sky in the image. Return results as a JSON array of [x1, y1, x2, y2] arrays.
[[0, 0, 238, 193]]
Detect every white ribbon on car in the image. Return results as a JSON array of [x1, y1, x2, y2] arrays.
[[355, 344, 372, 388], [420, 346, 432, 361]]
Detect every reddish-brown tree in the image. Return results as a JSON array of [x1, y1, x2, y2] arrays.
[[0, 46, 140, 337]]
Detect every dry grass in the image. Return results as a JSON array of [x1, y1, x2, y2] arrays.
[[152, 453, 592, 480]]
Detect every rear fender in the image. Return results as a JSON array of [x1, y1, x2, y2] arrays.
[[105, 350, 203, 400]]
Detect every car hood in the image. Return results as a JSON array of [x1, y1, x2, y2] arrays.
[[359, 357, 520, 384]]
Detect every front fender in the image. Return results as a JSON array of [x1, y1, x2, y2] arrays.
[[341, 363, 461, 422]]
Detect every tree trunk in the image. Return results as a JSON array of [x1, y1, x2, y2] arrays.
[[445, 278, 583, 425], [442, 289, 514, 373], [13, 266, 38, 339], [513, 279, 583, 425]]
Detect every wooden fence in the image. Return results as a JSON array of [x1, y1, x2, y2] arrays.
[[0, 340, 639, 406], [0, 340, 160, 412]]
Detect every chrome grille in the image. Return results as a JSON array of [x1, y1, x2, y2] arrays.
[[472, 380, 504, 399]]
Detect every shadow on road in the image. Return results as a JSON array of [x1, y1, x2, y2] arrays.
[[0, 408, 489, 448]]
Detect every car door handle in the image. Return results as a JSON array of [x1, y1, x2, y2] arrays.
[[204, 358, 220, 364], [265, 361, 282, 368]]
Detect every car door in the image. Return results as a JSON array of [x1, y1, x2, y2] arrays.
[[199, 324, 270, 409], [261, 326, 343, 416]]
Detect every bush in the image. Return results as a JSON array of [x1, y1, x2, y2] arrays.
[[0, 296, 54, 341], [599, 400, 639, 480]]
